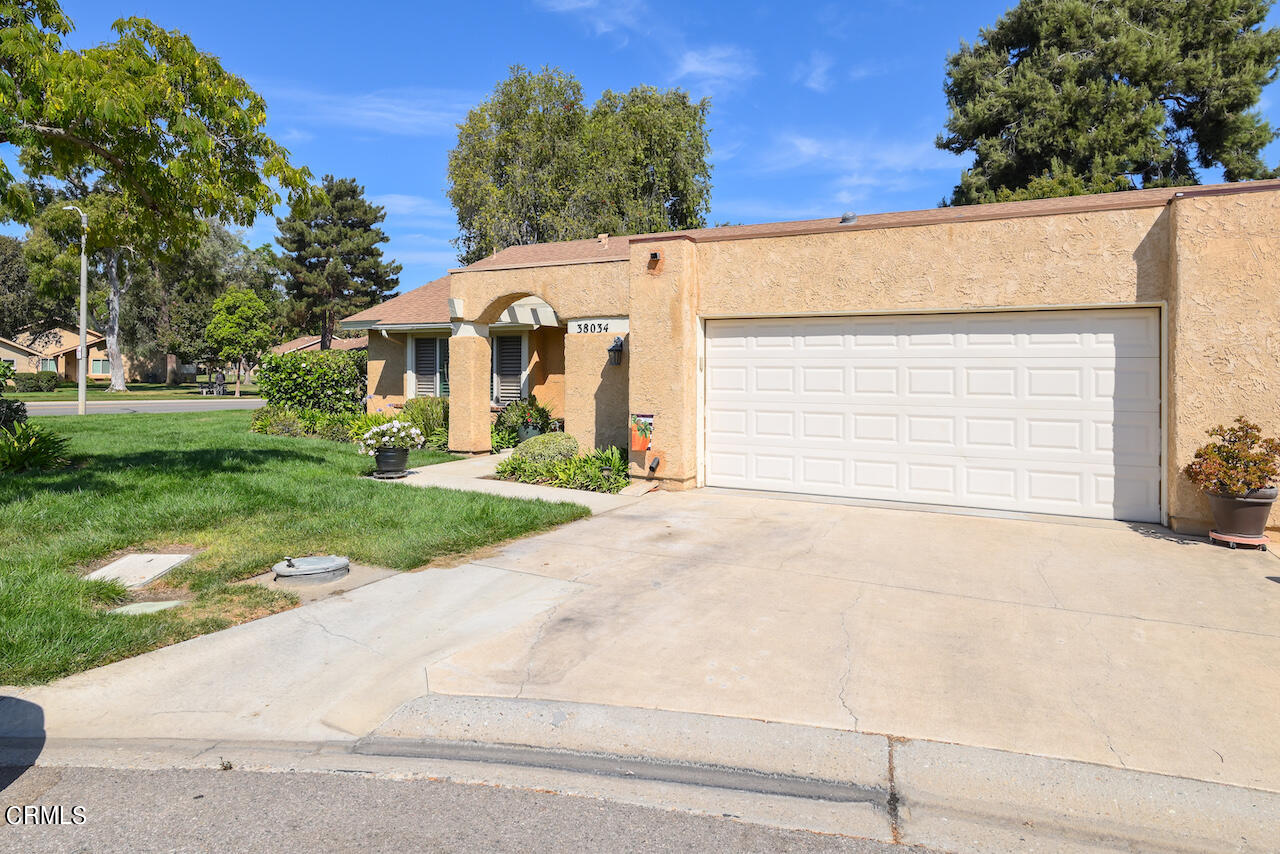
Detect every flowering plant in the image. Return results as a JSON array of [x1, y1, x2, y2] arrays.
[[1183, 417, 1280, 497], [358, 419, 424, 455]]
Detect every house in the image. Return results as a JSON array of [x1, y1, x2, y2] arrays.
[[345, 179, 1280, 534], [0, 327, 161, 383], [270, 334, 369, 355]]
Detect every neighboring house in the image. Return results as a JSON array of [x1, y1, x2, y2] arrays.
[[0, 327, 162, 383], [270, 334, 369, 355], [346, 178, 1280, 534]]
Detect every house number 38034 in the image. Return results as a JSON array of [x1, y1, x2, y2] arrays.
[[575, 321, 610, 333]]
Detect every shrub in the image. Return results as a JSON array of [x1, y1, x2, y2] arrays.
[[0, 422, 72, 472], [0, 361, 12, 387], [425, 426, 450, 450], [12, 373, 39, 392], [357, 420, 424, 455], [1184, 416, 1280, 497], [495, 397, 552, 434], [35, 370, 58, 391], [348, 411, 393, 442], [402, 395, 448, 437], [314, 413, 357, 442], [491, 424, 519, 452], [495, 445, 629, 494], [0, 398, 27, 433], [250, 405, 287, 434], [256, 350, 366, 414], [265, 409, 303, 437], [513, 432, 578, 464]]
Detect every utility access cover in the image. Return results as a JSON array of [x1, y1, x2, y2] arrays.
[[85, 554, 192, 588]]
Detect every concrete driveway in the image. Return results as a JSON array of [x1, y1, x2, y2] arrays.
[[6, 490, 1279, 796]]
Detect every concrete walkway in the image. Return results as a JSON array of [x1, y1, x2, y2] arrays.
[[394, 451, 642, 514]]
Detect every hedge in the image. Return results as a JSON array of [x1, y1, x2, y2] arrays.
[[255, 350, 367, 414]]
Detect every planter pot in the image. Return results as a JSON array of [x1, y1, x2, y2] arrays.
[[374, 447, 410, 475], [517, 425, 543, 442], [1207, 487, 1277, 537]]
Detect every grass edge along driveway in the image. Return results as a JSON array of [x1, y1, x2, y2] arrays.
[[1, 410, 589, 685]]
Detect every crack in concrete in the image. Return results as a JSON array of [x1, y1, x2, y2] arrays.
[[297, 613, 381, 655], [836, 591, 865, 731], [516, 604, 561, 699]]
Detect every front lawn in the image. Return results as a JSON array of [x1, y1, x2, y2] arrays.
[[0, 410, 589, 685], [11, 381, 260, 401]]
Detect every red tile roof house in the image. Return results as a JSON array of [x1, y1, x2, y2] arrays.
[[341, 179, 1280, 535]]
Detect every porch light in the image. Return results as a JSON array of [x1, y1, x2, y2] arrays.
[[608, 336, 625, 366]]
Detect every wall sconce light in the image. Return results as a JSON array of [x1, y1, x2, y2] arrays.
[[607, 336, 625, 366]]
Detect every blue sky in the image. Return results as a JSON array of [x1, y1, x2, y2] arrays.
[[20, 0, 1280, 292]]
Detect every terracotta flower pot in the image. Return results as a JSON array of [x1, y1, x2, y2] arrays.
[[1207, 487, 1277, 537], [374, 447, 409, 475]]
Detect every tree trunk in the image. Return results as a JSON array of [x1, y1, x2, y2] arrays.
[[104, 250, 129, 392], [320, 308, 332, 350], [235, 358, 242, 397]]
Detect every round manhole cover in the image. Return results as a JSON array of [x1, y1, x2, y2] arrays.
[[272, 555, 350, 583]]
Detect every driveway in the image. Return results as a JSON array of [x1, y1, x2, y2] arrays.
[[5, 490, 1279, 794]]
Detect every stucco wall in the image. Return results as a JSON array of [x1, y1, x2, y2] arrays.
[[366, 332, 408, 412], [695, 207, 1170, 316], [447, 332, 493, 453], [452, 261, 628, 325], [626, 238, 701, 486], [1167, 190, 1280, 533], [528, 326, 566, 417], [564, 330, 629, 451]]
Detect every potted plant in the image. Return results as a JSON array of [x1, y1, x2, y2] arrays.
[[1183, 416, 1280, 538], [358, 419, 424, 477], [498, 397, 552, 442]]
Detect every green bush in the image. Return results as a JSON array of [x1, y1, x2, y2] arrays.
[[249, 405, 286, 434], [347, 411, 393, 442], [513, 432, 578, 464], [0, 398, 27, 433], [256, 350, 366, 414], [35, 370, 58, 391], [0, 422, 72, 472], [491, 424, 519, 452], [495, 445, 629, 494], [12, 373, 39, 392], [314, 412, 357, 442], [402, 395, 448, 438]]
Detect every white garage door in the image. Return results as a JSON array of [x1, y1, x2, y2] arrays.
[[704, 309, 1162, 522]]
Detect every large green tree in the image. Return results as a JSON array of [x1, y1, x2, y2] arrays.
[[276, 175, 399, 349], [2, 0, 309, 388], [937, 0, 1280, 205], [448, 66, 712, 265]]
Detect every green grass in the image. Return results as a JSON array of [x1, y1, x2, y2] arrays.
[[0, 410, 590, 685], [11, 381, 260, 401]]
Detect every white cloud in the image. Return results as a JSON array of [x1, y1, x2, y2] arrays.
[[277, 128, 314, 145], [267, 87, 473, 137], [757, 132, 969, 207], [672, 45, 758, 95], [535, 0, 647, 41], [795, 50, 835, 93], [848, 61, 893, 82], [369, 194, 452, 218]]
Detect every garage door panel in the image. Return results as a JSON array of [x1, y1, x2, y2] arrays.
[[705, 309, 1162, 522]]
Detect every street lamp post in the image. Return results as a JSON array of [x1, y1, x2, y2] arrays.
[[62, 205, 88, 416]]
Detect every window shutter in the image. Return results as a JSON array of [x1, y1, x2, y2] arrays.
[[494, 336, 523, 405], [414, 339, 436, 396], [438, 338, 449, 396]]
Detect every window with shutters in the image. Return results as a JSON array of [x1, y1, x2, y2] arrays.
[[491, 334, 524, 405], [412, 337, 450, 397]]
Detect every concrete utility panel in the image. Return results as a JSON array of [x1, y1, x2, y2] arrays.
[[85, 554, 192, 588]]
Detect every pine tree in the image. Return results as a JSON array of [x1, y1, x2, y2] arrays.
[[276, 175, 400, 349], [937, 0, 1280, 205]]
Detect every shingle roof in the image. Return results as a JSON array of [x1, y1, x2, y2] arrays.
[[458, 178, 1280, 273], [340, 276, 451, 329], [271, 334, 368, 354]]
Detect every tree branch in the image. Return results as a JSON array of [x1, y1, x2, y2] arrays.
[[19, 123, 160, 209]]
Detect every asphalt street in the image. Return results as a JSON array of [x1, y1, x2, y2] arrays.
[[22, 398, 267, 416], [0, 766, 925, 854]]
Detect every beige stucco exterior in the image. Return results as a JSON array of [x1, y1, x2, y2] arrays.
[[359, 182, 1280, 533]]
